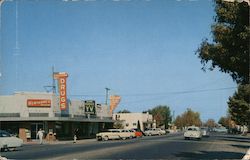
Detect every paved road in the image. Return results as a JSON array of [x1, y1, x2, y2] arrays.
[[1, 133, 249, 160]]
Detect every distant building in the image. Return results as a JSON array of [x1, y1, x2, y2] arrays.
[[113, 112, 154, 131], [0, 92, 114, 141]]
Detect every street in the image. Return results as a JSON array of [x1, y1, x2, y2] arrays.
[[1, 133, 249, 160]]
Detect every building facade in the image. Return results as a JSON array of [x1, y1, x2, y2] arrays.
[[113, 112, 154, 131], [0, 92, 114, 141]]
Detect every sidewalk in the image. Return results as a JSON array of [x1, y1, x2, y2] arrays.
[[24, 138, 96, 145]]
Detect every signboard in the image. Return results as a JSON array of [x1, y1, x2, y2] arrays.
[[84, 100, 96, 115], [110, 95, 121, 114], [27, 99, 51, 107], [54, 72, 68, 111]]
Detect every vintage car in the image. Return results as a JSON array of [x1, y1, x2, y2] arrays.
[[0, 130, 23, 151], [144, 128, 165, 136], [96, 129, 134, 141], [131, 128, 143, 137], [184, 126, 202, 140], [201, 127, 210, 137]]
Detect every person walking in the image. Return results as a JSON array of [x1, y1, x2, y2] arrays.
[[36, 128, 44, 144], [73, 128, 79, 143]]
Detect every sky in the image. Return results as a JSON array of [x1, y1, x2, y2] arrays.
[[0, 0, 237, 122]]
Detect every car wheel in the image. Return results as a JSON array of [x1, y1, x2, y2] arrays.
[[122, 137, 126, 140], [9, 148, 16, 151], [1, 144, 8, 152], [103, 136, 109, 141]]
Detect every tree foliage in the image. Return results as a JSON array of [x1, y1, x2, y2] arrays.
[[228, 84, 250, 126], [117, 109, 131, 113], [146, 105, 172, 128], [204, 119, 217, 128], [196, 0, 249, 84], [218, 116, 230, 128], [113, 121, 124, 129], [174, 108, 202, 128]]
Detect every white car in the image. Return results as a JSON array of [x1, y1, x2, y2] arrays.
[[144, 128, 165, 136], [184, 126, 202, 140], [0, 130, 23, 151], [214, 127, 228, 133], [201, 127, 210, 137], [96, 129, 134, 141]]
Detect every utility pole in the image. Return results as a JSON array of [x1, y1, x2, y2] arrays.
[[105, 87, 110, 105], [52, 66, 56, 94], [172, 110, 175, 122], [44, 66, 58, 93]]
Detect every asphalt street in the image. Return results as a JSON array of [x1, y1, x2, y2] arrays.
[[1, 133, 249, 160]]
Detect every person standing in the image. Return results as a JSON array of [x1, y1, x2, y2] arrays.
[[36, 128, 44, 144], [73, 128, 79, 143]]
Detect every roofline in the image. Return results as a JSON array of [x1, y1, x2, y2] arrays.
[[0, 117, 115, 123]]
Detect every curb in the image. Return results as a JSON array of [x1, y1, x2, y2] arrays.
[[242, 148, 250, 160], [24, 139, 96, 145], [0, 156, 7, 160]]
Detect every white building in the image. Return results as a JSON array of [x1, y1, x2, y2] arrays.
[[0, 92, 113, 141], [113, 112, 154, 131]]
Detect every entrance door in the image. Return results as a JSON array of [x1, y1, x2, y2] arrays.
[[31, 123, 44, 139]]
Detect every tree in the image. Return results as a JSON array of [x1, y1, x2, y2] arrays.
[[196, 0, 249, 84], [117, 109, 131, 113], [204, 119, 217, 128], [174, 108, 202, 128], [218, 116, 230, 128], [228, 84, 250, 126], [137, 120, 141, 131], [146, 105, 172, 129], [174, 115, 184, 129], [113, 121, 124, 129], [196, 0, 249, 127]]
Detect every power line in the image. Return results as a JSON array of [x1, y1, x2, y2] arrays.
[[120, 87, 237, 97], [67, 86, 236, 98]]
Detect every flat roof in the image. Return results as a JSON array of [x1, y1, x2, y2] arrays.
[[0, 117, 114, 123]]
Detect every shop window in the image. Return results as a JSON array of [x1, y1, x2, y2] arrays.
[[29, 113, 49, 117]]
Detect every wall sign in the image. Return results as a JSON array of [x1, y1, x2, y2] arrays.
[[84, 100, 96, 115], [54, 72, 68, 111], [27, 99, 51, 107]]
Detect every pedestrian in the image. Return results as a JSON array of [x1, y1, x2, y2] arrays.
[[73, 128, 79, 143], [36, 128, 44, 144]]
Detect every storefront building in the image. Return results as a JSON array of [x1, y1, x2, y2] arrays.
[[113, 112, 154, 131], [0, 92, 114, 141]]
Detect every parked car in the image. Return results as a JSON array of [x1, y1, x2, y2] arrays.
[[214, 127, 228, 133], [184, 126, 202, 140], [120, 129, 135, 139], [144, 128, 165, 136], [0, 130, 23, 151], [96, 129, 133, 141], [159, 128, 166, 135], [131, 128, 143, 137], [200, 127, 210, 137]]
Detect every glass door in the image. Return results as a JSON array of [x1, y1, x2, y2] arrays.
[[31, 123, 44, 139]]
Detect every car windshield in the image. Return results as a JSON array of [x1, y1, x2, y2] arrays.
[[188, 128, 197, 131], [0, 130, 11, 137]]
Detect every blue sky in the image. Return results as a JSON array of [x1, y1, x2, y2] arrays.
[[0, 0, 236, 121]]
